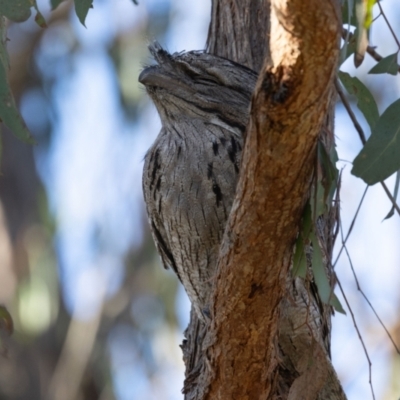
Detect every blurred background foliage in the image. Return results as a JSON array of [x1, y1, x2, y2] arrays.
[[0, 0, 207, 399], [0, 0, 399, 400]]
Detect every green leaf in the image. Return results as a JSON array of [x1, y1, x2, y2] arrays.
[[369, 53, 399, 76], [74, 0, 93, 27], [318, 140, 338, 208], [354, 0, 376, 67], [293, 235, 307, 278], [338, 71, 379, 131], [339, 30, 357, 65], [0, 18, 9, 68], [301, 202, 312, 239], [293, 204, 312, 278], [312, 143, 338, 220], [294, 204, 345, 313], [0, 63, 35, 143], [310, 232, 331, 304], [0, 305, 13, 335], [352, 98, 400, 185], [331, 293, 346, 315], [364, 0, 376, 28], [0, 19, 34, 144], [0, 125, 2, 165], [383, 171, 400, 220], [51, 0, 66, 10], [342, 0, 357, 26], [0, 0, 32, 22], [34, 9, 47, 28], [309, 230, 346, 313], [312, 181, 327, 221], [30, 0, 47, 28]]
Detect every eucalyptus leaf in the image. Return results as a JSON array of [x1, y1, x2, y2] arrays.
[[312, 182, 326, 220], [293, 235, 307, 278], [0, 0, 32, 22], [310, 232, 331, 304], [364, 0, 376, 28], [0, 19, 34, 144], [338, 71, 379, 131], [74, 0, 93, 27], [0, 63, 35, 143], [293, 204, 312, 278], [331, 293, 346, 315], [0, 124, 2, 165], [34, 10, 47, 28], [352, 98, 400, 185], [354, 0, 369, 67], [369, 53, 399, 76], [329, 145, 340, 203], [339, 30, 357, 65], [318, 140, 338, 207], [0, 18, 9, 68], [342, 0, 357, 26], [310, 232, 345, 314], [0, 305, 13, 335], [51, 0, 66, 10], [302, 202, 312, 239]]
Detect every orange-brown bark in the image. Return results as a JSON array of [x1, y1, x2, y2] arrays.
[[203, 1, 342, 399]]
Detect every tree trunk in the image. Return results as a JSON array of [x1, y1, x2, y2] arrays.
[[182, 1, 346, 399]]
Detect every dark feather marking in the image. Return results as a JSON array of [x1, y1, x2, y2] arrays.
[[207, 163, 213, 179], [222, 203, 228, 219], [150, 149, 161, 189], [201, 206, 206, 223], [155, 176, 161, 191], [151, 222, 178, 275], [228, 136, 240, 173], [231, 136, 238, 153], [227, 142, 236, 164], [212, 141, 219, 156], [158, 197, 162, 214], [170, 125, 183, 139], [212, 183, 223, 207]]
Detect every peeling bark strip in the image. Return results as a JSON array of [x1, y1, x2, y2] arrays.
[[182, 0, 344, 399]]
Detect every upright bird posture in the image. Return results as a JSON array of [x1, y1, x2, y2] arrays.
[[140, 44, 257, 320]]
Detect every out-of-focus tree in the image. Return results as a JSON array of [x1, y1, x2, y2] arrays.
[[0, 1, 180, 399]]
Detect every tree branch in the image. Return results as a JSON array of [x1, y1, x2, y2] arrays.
[[207, 0, 271, 72], [204, 0, 342, 398]]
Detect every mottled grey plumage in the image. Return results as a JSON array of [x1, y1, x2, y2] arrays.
[[140, 44, 257, 320]]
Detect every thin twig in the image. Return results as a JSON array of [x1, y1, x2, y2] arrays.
[[380, 182, 400, 215], [376, 1, 400, 50], [333, 186, 368, 268], [371, 12, 382, 24], [335, 78, 366, 143], [343, 244, 400, 354], [342, 28, 400, 73], [336, 277, 376, 400]]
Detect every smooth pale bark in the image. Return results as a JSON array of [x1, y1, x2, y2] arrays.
[[183, 1, 345, 399]]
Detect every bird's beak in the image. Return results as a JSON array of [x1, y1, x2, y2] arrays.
[[139, 66, 196, 95]]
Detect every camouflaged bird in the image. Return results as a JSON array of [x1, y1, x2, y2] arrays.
[[140, 43, 257, 320]]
